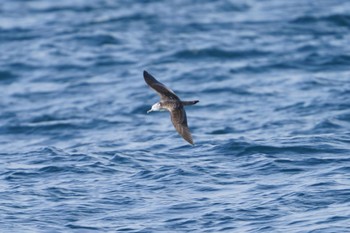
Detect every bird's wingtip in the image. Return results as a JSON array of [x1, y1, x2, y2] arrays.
[[187, 139, 195, 146], [143, 70, 154, 80]]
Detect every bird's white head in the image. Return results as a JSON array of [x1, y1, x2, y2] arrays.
[[147, 102, 162, 113]]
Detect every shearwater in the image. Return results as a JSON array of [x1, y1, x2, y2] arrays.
[[143, 70, 199, 145]]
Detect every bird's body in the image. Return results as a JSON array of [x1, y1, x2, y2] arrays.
[[143, 70, 199, 145]]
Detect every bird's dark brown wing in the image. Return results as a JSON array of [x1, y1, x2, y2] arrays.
[[143, 70, 180, 101], [170, 106, 194, 145]]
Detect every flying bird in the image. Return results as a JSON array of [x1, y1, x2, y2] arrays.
[[143, 70, 199, 145]]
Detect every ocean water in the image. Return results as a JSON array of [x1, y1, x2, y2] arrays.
[[1, 0, 350, 232]]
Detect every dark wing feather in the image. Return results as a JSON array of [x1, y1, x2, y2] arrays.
[[143, 70, 180, 101], [170, 107, 194, 145]]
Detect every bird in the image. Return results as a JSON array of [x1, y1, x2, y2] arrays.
[[143, 70, 199, 145]]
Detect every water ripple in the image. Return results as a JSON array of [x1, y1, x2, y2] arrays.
[[1, 0, 350, 232]]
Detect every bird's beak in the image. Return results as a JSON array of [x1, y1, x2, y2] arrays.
[[147, 109, 152, 114]]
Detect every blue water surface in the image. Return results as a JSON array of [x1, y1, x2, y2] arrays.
[[1, 0, 350, 232]]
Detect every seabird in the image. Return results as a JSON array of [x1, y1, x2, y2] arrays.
[[143, 70, 199, 145]]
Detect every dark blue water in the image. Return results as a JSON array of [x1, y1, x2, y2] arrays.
[[1, 0, 350, 232]]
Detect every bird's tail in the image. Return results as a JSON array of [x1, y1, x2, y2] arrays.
[[181, 100, 199, 106]]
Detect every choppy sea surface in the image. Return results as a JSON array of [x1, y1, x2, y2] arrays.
[[1, 0, 350, 232]]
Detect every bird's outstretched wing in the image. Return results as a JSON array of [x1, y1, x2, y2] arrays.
[[143, 70, 180, 101], [170, 107, 194, 145]]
